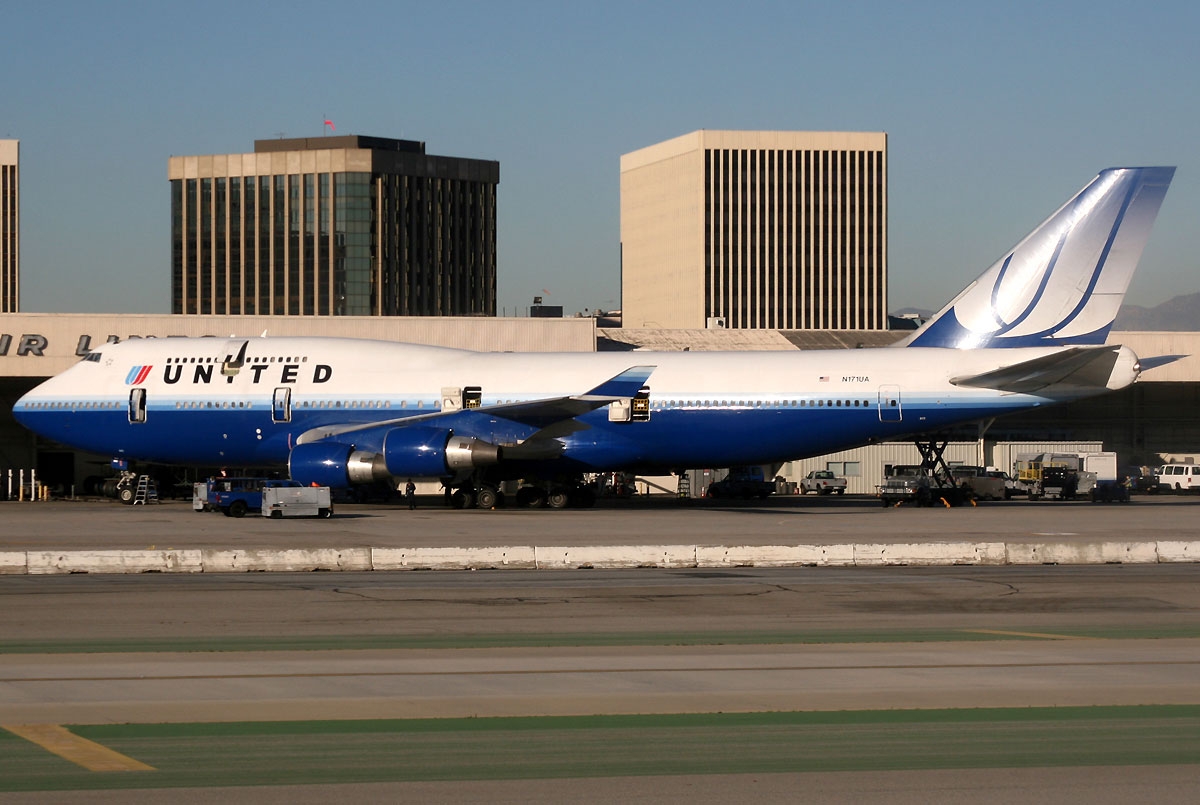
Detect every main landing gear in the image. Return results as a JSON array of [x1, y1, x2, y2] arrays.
[[446, 477, 597, 510]]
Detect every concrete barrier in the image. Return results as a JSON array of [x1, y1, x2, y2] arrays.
[[534, 545, 696, 569], [0, 551, 29, 574], [697, 545, 820, 567], [372, 546, 537, 571], [7, 540, 1200, 574], [852, 542, 1007, 566], [1005, 541, 1159, 565], [200, 548, 372, 572], [1158, 541, 1200, 562], [26, 549, 203, 574]]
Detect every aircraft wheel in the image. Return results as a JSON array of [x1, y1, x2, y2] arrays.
[[476, 487, 499, 510], [516, 487, 545, 508], [547, 489, 570, 509], [118, 486, 135, 505], [451, 489, 474, 509], [229, 500, 248, 518]]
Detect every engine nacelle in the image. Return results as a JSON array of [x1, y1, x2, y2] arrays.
[[288, 441, 387, 488], [288, 429, 503, 487], [382, 427, 502, 477]]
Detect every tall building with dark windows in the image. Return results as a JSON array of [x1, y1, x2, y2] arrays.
[[169, 136, 499, 316], [1, 140, 17, 313], [620, 130, 887, 330]]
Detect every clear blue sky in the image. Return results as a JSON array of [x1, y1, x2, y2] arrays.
[[5, 0, 1197, 318]]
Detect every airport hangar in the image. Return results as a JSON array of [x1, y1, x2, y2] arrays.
[[1, 312, 1198, 496]]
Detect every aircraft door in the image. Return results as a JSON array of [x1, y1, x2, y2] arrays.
[[878, 385, 902, 422], [128, 388, 147, 424], [272, 387, 292, 423]]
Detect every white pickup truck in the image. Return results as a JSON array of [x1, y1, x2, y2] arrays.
[[801, 470, 847, 495]]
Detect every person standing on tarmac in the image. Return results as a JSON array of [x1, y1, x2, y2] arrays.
[[405, 479, 416, 510]]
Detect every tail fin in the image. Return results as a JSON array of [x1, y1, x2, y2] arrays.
[[899, 167, 1175, 349]]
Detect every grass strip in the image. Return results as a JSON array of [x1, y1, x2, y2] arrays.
[[2, 705, 1198, 792]]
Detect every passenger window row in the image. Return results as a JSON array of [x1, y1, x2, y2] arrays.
[[660, 399, 873, 409], [166, 356, 310, 364]]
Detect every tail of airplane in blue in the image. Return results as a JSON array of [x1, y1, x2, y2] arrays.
[[899, 167, 1175, 349]]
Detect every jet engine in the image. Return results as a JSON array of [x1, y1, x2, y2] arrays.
[[288, 427, 502, 488]]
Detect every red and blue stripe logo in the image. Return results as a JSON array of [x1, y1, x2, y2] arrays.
[[125, 365, 153, 385]]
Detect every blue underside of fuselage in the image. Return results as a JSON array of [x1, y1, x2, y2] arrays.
[[15, 399, 1031, 476]]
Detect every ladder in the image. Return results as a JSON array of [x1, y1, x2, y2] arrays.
[[133, 475, 159, 505]]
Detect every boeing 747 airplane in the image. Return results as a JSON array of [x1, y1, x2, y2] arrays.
[[12, 167, 1176, 508]]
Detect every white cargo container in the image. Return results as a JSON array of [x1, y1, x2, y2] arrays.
[[261, 486, 333, 518]]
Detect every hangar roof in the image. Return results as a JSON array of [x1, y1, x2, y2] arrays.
[[2, 312, 1197, 383]]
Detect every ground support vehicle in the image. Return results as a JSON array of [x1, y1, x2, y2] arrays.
[[801, 470, 847, 495], [193, 481, 212, 511], [1090, 479, 1130, 503], [212, 478, 303, 517], [950, 466, 1008, 501], [1016, 452, 1115, 500], [1155, 464, 1200, 493], [877, 441, 975, 508], [262, 485, 333, 518], [1039, 466, 1082, 500], [705, 466, 776, 500], [877, 466, 934, 506]]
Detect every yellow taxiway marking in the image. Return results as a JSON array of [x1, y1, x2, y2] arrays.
[[963, 629, 1098, 641], [2, 723, 154, 772]]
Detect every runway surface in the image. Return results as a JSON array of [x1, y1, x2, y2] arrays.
[[4, 566, 1200, 723], [2, 493, 1199, 550], [3, 500, 1199, 800]]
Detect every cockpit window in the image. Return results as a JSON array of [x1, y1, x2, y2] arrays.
[[82, 353, 102, 363]]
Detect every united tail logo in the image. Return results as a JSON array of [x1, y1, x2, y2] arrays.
[[125, 365, 153, 385]]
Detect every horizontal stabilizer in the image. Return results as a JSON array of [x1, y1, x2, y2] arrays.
[[949, 347, 1122, 393], [1136, 354, 1187, 372]]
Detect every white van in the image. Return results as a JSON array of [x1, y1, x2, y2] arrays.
[[1155, 464, 1200, 492]]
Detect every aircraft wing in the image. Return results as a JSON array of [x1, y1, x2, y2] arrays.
[[949, 346, 1123, 393], [295, 365, 656, 444]]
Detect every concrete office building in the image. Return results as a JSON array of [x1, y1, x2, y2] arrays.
[[169, 136, 499, 317], [621, 130, 887, 330], [1, 140, 17, 313]]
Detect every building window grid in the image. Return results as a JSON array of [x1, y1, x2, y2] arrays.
[[173, 151, 496, 318]]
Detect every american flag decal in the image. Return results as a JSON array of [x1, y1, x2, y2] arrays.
[[125, 365, 153, 385]]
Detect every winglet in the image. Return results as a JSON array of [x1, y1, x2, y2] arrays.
[[899, 167, 1175, 349], [574, 365, 656, 401]]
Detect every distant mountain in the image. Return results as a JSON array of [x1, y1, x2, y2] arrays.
[[1115, 293, 1200, 331]]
